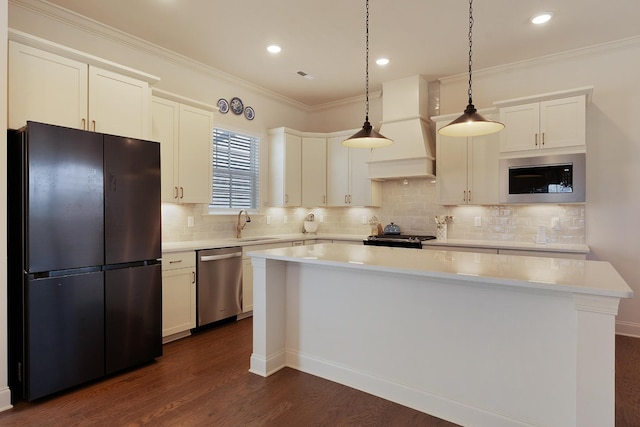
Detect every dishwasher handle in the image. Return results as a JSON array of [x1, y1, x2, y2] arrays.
[[200, 252, 242, 262]]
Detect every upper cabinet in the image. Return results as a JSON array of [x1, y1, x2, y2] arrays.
[[152, 93, 214, 204], [301, 136, 327, 207], [435, 113, 500, 205], [327, 133, 381, 207], [496, 88, 592, 156], [268, 128, 302, 207], [8, 39, 157, 139]]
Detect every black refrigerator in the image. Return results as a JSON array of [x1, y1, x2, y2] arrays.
[[8, 121, 162, 401]]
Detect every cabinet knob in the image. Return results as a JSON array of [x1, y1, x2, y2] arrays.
[[92, 120, 96, 132]]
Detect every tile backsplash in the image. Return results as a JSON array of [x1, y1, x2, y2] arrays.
[[162, 178, 585, 245]]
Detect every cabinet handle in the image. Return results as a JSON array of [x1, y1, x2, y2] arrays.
[[285, 194, 288, 204], [180, 187, 184, 199], [535, 133, 538, 146], [92, 120, 96, 132], [463, 190, 466, 202], [323, 195, 326, 205], [169, 260, 183, 264], [344, 195, 348, 204], [468, 190, 472, 203], [192, 271, 196, 284], [174, 186, 179, 199], [348, 195, 352, 204], [542, 132, 545, 146], [81, 118, 86, 130]]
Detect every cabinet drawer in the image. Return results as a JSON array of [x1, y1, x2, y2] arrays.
[[162, 251, 196, 271]]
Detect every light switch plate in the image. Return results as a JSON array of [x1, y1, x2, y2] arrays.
[[283, 215, 288, 224], [474, 216, 481, 227], [266, 216, 271, 225], [187, 216, 194, 227]]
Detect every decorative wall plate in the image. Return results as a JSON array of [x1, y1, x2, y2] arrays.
[[244, 106, 255, 120], [230, 97, 244, 115], [217, 98, 229, 114]]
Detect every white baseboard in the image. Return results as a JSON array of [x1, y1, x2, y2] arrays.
[[616, 320, 640, 338], [0, 386, 12, 413], [286, 350, 535, 427]]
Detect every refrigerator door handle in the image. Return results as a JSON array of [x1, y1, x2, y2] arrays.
[[200, 253, 242, 262]]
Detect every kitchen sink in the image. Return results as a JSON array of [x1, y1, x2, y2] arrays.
[[238, 237, 280, 242]]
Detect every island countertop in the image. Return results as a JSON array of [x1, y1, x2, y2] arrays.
[[247, 243, 633, 299]]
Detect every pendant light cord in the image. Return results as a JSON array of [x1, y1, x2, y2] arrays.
[[467, 0, 474, 106], [365, 0, 370, 122]]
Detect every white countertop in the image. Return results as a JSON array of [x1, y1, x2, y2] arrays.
[[162, 233, 589, 254], [247, 243, 632, 299], [161, 233, 364, 253], [423, 238, 590, 254]]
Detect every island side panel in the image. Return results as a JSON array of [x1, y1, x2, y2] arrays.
[[249, 257, 287, 376], [574, 294, 620, 427], [282, 262, 580, 427]]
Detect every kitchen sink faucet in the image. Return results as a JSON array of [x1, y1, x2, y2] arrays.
[[236, 209, 251, 238]]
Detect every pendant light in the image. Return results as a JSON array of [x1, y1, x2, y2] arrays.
[[438, 0, 504, 137], [342, 0, 393, 148]]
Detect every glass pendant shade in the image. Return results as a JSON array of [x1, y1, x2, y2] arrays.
[[343, 120, 393, 148], [438, 103, 505, 137]]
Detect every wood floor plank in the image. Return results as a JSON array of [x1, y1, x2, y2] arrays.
[[1, 318, 639, 426]]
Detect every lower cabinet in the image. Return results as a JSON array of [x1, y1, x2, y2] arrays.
[[498, 249, 586, 260], [161, 251, 196, 342]]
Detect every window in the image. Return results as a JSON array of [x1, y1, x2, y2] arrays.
[[211, 128, 260, 209]]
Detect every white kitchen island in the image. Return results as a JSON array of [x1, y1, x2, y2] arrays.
[[247, 243, 632, 427]]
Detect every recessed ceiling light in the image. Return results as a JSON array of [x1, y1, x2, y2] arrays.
[[531, 13, 553, 25], [376, 58, 390, 66], [267, 45, 281, 53]]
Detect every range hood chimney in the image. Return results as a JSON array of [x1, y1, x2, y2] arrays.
[[369, 75, 437, 180]]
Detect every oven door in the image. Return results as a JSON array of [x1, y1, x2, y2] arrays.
[[363, 240, 422, 249]]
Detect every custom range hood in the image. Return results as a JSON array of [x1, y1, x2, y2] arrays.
[[369, 75, 437, 180]]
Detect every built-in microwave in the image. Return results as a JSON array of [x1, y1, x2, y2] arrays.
[[499, 153, 585, 203]]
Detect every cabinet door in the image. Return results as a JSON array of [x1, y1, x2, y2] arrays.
[[539, 96, 586, 149], [88, 66, 150, 139], [468, 126, 500, 205], [349, 146, 380, 206], [269, 132, 302, 206], [151, 97, 180, 203], [301, 137, 327, 206], [177, 104, 214, 203], [162, 267, 196, 336], [499, 102, 540, 152], [326, 135, 350, 206], [8, 41, 88, 130], [436, 127, 469, 205]]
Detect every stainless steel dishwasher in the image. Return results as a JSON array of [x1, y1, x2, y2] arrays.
[[196, 246, 243, 327]]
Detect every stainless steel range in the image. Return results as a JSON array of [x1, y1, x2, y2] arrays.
[[363, 234, 437, 249]]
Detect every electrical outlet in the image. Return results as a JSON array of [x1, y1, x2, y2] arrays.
[[362, 216, 368, 225], [474, 216, 481, 227], [283, 215, 288, 224], [187, 216, 194, 227], [266, 216, 271, 225], [319, 215, 324, 223], [551, 217, 560, 230]]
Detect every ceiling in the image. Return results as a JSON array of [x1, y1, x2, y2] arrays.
[[42, 0, 640, 107]]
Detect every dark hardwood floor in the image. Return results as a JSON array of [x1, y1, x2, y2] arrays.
[[1, 318, 639, 426]]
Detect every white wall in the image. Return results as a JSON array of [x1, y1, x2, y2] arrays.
[[439, 39, 640, 336]]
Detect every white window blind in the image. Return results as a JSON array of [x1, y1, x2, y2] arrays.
[[211, 128, 260, 209]]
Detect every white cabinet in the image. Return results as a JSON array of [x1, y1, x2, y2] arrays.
[[9, 41, 151, 139], [499, 95, 586, 154], [436, 117, 500, 205], [301, 137, 327, 206], [327, 135, 381, 206], [161, 251, 196, 341], [498, 249, 586, 260], [152, 95, 214, 204], [268, 128, 302, 207]]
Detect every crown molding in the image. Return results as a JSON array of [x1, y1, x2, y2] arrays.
[[440, 35, 640, 85], [9, 0, 312, 111]]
